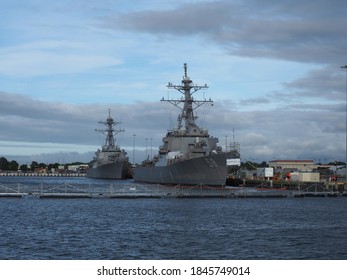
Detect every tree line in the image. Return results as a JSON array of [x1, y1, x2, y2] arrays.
[[0, 157, 86, 172]]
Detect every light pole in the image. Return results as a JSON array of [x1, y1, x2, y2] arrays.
[[150, 138, 153, 159], [145, 138, 148, 159], [133, 134, 136, 165], [341, 65, 347, 183]]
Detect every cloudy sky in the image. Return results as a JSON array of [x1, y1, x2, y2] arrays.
[[1, 0, 346, 164]]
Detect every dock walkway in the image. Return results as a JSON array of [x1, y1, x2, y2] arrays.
[[0, 172, 85, 177], [0, 182, 346, 199]]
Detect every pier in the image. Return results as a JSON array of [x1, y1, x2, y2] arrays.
[[0, 182, 168, 199], [0, 181, 346, 199], [175, 183, 346, 198], [0, 172, 86, 177]]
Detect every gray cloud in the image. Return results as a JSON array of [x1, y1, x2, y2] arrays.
[[103, 0, 347, 64], [206, 100, 345, 161], [0, 91, 166, 145], [1, 89, 345, 164], [283, 65, 346, 100], [239, 97, 271, 106]]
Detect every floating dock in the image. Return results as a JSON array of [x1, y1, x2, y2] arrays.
[[0, 172, 85, 177], [0, 181, 346, 199]]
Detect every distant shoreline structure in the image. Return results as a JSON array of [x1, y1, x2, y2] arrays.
[[0, 172, 86, 177]]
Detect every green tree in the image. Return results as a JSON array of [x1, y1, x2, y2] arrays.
[[38, 162, 47, 169], [30, 161, 39, 171], [19, 164, 29, 172], [0, 157, 9, 170], [47, 163, 60, 172], [9, 160, 19, 171]]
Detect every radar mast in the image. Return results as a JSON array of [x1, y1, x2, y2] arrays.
[[95, 109, 124, 151], [161, 63, 212, 132]]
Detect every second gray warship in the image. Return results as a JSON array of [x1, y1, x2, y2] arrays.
[[133, 64, 239, 186], [86, 110, 130, 179]]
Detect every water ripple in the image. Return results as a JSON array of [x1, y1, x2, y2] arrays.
[[0, 178, 346, 259]]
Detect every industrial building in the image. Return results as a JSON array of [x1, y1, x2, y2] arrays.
[[269, 160, 316, 171]]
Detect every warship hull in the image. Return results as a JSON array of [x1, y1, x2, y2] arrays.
[[133, 153, 229, 186], [86, 161, 128, 179]]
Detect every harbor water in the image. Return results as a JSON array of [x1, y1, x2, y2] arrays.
[[0, 177, 346, 260]]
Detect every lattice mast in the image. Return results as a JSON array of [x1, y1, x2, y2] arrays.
[[95, 109, 124, 151], [161, 63, 212, 130]]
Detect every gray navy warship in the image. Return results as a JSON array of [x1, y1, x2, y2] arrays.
[[133, 64, 239, 186], [86, 110, 129, 179]]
